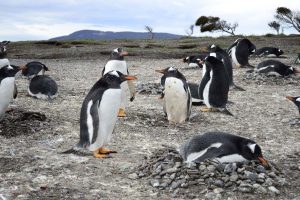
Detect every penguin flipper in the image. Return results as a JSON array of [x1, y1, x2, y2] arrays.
[[218, 108, 234, 116], [192, 147, 225, 163], [13, 83, 18, 99]]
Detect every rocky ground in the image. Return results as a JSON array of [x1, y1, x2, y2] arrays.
[[0, 37, 300, 199]]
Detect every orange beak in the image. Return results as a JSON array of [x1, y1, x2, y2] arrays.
[[120, 51, 129, 56], [19, 65, 27, 71], [286, 96, 294, 101], [124, 75, 137, 80], [155, 69, 165, 74], [258, 156, 271, 169], [294, 68, 300, 74]]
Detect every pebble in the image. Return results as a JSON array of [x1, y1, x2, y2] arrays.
[[213, 180, 224, 188], [247, 172, 258, 182], [207, 165, 217, 172], [268, 186, 280, 195], [229, 174, 239, 182], [256, 165, 266, 173], [224, 163, 237, 174], [150, 180, 160, 188], [213, 188, 224, 194], [128, 173, 139, 180]]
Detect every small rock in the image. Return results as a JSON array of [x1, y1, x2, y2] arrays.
[[207, 165, 216, 172], [256, 165, 266, 173], [213, 187, 224, 194], [258, 173, 265, 179], [170, 173, 176, 180], [175, 162, 182, 168], [238, 186, 253, 193], [256, 178, 265, 184], [237, 167, 245, 173], [128, 173, 139, 180], [216, 163, 225, 172], [268, 172, 277, 178], [180, 183, 188, 188], [229, 174, 239, 182], [199, 164, 206, 171], [224, 182, 234, 188], [253, 184, 267, 194], [150, 180, 160, 188], [224, 163, 237, 174], [247, 173, 258, 182], [265, 178, 273, 186], [213, 180, 224, 188], [268, 186, 280, 195]]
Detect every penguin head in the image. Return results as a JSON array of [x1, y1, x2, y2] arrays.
[[104, 70, 136, 85], [286, 96, 300, 114], [204, 56, 223, 69], [209, 44, 222, 53], [284, 66, 299, 76], [182, 56, 190, 63], [156, 67, 187, 81], [0, 65, 24, 78], [244, 39, 256, 54], [110, 48, 128, 60], [242, 141, 270, 169], [277, 49, 284, 55], [0, 41, 10, 58], [22, 61, 49, 77]]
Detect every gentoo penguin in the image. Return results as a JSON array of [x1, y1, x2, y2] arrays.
[[286, 96, 300, 115], [102, 48, 136, 117], [295, 53, 300, 64], [227, 38, 256, 68], [28, 75, 58, 100], [0, 65, 23, 120], [255, 60, 300, 76], [254, 47, 284, 57], [21, 61, 49, 78], [182, 54, 206, 68], [209, 44, 245, 91], [156, 67, 192, 123], [0, 41, 10, 68], [63, 71, 137, 158], [199, 56, 232, 115], [179, 132, 270, 169]]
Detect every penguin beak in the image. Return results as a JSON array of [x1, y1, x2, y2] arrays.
[[258, 156, 271, 169], [120, 51, 129, 56], [294, 68, 300, 74], [124, 75, 137, 80], [155, 69, 165, 74], [18, 65, 27, 71], [286, 96, 294, 102]]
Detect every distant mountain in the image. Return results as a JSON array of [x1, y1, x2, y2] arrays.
[[50, 30, 182, 40]]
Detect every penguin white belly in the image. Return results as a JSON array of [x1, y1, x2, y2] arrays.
[[164, 77, 188, 123], [89, 89, 121, 151], [202, 64, 206, 78], [188, 63, 199, 67], [27, 88, 58, 100], [0, 58, 10, 68], [0, 77, 15, 119], [203, 71, 213, 108], [215, 154, 247, 163], [103, 60, 127, 75], [231, 47, 241, 67]]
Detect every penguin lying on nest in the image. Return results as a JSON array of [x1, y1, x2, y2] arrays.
[[156, 67, 192, 123], [63, 71, 137, 158], [179, 132, 270, 169], [21, 61, 58, 100], [286, 96, 300, 115], [250, 60, 300, 77], [182, 54, 207, 68], [254, 47, 284, 57]]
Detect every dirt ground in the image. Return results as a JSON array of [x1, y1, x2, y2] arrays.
[[0, 37, 300, 199]]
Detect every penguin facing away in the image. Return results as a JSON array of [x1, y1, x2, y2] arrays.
[[0, 65, 24, 120], [156, 67, 192, 123], [227, 38, 256, 68], [21, 61, 49, 78], [102, 48, 136, 117], [200, 56, 232, 116], [286, 96, 300, 115], [28, 75, 58, 100], [254, 47, 284, 57], [64, 71, 137, 158], [256, 60, 300, 77], [179, 132, 270, 169]]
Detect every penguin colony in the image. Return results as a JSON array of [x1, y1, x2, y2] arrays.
[[1, 39, 299, 181]]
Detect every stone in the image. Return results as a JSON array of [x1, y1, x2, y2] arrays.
[[224, 163, 237, 174], [207, 165, 217, 172], [268, 186, 280, 195], [258, 173, 265, 179], [128, 173, 139, 180], [199, 164, 206, 171], [224, 182, 234, 188], [213, 188, 224, 194], [247, 172, 258, 182], [237, 167, 245, 173], [150, 180, 160, 188], [268, 172, 277, 178], [256, 165, 266, 173], [265, 178, 273, 186], [216, 164, 225, 172], [238, 186, 253, 193], [229, 174, 239, 182], [213, 180, 224, 188], [170, 173, 176, 180]]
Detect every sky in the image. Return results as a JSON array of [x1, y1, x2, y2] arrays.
[[0, 0, 299, 41]]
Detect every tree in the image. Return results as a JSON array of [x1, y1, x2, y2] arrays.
[[268, 21, 281, 34], [145, 26, 154, 39], [195, 16, 238, 35], [274, 7, 300, 33], [185, 25, 194, 36]]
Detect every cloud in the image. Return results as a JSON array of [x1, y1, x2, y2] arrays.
[[0, 0, 299, 41]]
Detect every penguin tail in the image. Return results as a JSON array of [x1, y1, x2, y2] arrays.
[[231, 83, 246, 91], [246, 69, 255, 73], [219, 108, 234, 116], [246, 64, 255, 68], [47, 93, 53, 103], [61, 148, 77, 154], [60, 145, 90, 156]]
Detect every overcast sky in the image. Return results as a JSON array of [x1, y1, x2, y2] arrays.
[[0, 0, 299, 41]]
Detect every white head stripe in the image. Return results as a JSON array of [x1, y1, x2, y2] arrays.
[[110, 70, 119, 77], [247, 143, 256, 153], [168, 67, 176, 71], [7, 65, 13, 70], [296, 98, 300, 102], [289, 67, 294, 71], [211, 44, 216, 48], [186, 56, 189, 60], [113, 48, 118, 53]]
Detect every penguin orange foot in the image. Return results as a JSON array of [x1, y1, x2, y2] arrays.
[[118, 108, 126, 117], [93, 149, 112, 158], [200, 107, 217, 112], [99, 147, 117, 154]]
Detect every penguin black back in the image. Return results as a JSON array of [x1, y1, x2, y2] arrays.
[[255, 47, 284, 57], [28, 75, 58, 98], [257, 60, 298, 76], [228, 38, 256, 67]]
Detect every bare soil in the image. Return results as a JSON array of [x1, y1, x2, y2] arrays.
[[0, 36, 300, 199]]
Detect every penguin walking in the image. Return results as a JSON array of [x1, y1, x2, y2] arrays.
[[209, 44, 245, 91], [156, 67, 192, 123], [227, 38, 256, 68], [199, 56, 232, 115], [21, 61, 49, 78], [254, 47, 284, 57], [0, 65, 23, 120], [102, 48, 136, 117], [286, 96, 300, 115], [63, 71, 137, 158], [255, 60, 300, 77], [179, 132, 270, 169]]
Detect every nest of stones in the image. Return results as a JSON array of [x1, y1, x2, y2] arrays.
[[243, 72, 300, 86]]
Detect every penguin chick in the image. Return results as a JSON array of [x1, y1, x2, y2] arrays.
[[63, 70, 137, 158], [179, 132, 270, 169], [286, 96, 300, 115], [156, 67, 192, 123]]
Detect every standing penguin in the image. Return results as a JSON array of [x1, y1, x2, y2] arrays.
[[0, 65, 23, 120], [102, 48, 136, 117], [199, 56, 232, 115], [63, 71, 137, 158], [21, 61, 49, 78], [156, 67, 192, 123], [0, 41, 10, 68], [209, 44, 244, 91], [179, 132, 270, 169], [286, 96, 300, 115], [295, 53, 300, 64], [227, 38, 256, 68]]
